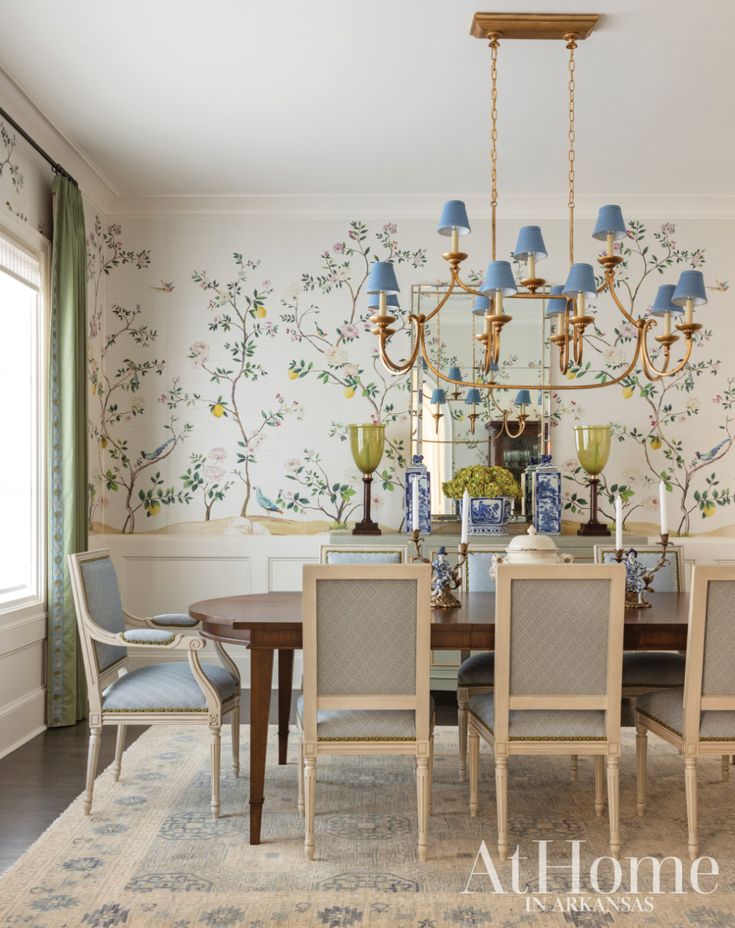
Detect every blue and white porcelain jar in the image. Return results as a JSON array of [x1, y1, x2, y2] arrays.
[[467, 496, 508, 535], [405, 454, 431, 533], [532, 454, 562, 535]]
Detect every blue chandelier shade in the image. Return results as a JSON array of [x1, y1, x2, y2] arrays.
[[366, 260, 400, 294], [368, 292, 400, 312], [437, 200, 471, 236], [465, 388, 482, 405], [650, 284, 682, 316], [545, 284, 567, 316], [592, 204, 627, 241], [482, 260, 518, 296], [563, 263, 597, 301], [430, 388, 447, 405], [472, 294, 490, 316], [514, 389, 532, 407], [514, 225, 548, 260], [447, 365, 462, 382], [672, 270, 708, 307]]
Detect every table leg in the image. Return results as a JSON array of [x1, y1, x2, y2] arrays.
[[278, 649, 294, 766], [249, 646, 274, 845]]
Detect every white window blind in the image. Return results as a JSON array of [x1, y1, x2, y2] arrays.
[[0, 233, 41, 291]]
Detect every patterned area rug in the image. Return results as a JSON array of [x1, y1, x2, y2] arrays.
[[2, 724, 735, 926]]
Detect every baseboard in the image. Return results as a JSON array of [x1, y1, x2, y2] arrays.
[[0, 687, 46, 760]]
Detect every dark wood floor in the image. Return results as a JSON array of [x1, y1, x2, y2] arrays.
[[0, 689, 458, 873]]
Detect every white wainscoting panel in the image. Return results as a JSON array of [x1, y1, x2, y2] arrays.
[[0, 609, 46, 758]]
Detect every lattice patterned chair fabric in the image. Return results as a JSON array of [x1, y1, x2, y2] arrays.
[[69, 549, 241, 820], [456, 546, 505, 781], [635, 568, 735, 860], [320, 544, 407, 565], [299, 563, 434, 861], [467, 564, 626, 860]]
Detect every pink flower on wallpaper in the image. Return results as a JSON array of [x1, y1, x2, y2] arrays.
[[333, 242, 345, 254], [660, 223, 676, 237], [209, 447, 227, 462], [383, 223, 397, 235], [339, 323, 359, 340], [714, 394, 723, 404], [190, 341, 209, 366], [203, 465, 225, 482]]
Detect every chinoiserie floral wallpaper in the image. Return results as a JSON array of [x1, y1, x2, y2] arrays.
[[1, 118, 733, 538]]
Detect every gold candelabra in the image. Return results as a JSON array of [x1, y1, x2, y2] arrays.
[[410, 530, 469, 609], [614, 533, 671, 610]]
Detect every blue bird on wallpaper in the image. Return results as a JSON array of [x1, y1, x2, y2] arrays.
[[695, 439, 730, 462], [141, 437, 175, 461], [254, 486, 283, 514]]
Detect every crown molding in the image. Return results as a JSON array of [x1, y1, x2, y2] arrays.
[[0, 66, 117, 214], [108, 192, 735, 221]]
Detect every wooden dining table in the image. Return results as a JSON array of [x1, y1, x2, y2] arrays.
[[189, 589, 690, 845]]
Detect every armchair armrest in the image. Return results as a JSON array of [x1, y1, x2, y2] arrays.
[[121, 629, 176, 645], [124, 610, 200, 630]]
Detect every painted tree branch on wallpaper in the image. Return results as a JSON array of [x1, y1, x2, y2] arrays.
[[189, 255, 302, 518], [87, 218, 194, 532], [278, 221, 426, 525], [556, 220, 732, 534]]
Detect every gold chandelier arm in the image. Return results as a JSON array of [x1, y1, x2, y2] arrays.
[[375, 314, 423, 374], [639, 317, 694, 381], [503, 414, 527, 439], [422, 272, 459, 324], [603, 269, 638, 326]]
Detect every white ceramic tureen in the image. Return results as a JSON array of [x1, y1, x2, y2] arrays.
[[490, 525, 574, 579]]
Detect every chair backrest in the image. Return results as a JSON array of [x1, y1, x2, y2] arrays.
[[320, 544, 407, 565], [68, 550, 127, 692], [493, 563, 625, 745], [595, 544, 683, 593], [463, 546, 506, 592], [302, 563, 431, 743], [682, 565, 735, 741]]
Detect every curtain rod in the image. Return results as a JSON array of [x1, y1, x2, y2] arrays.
[[0, 104, 79, 188]]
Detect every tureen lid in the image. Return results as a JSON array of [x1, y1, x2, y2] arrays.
[[506, 525, 560, 552]]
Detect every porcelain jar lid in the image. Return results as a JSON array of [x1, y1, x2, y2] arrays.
[[506, 525, 560, 553]]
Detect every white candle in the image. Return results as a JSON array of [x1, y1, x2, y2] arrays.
[[412, 479, 420, 532], [615, 495, 623, 551], [606, 232, 614, 258], [685, 297, 694, 326], [450, 227, 459, 254], [494, 291, 503, 315], [527, 253, 536, 280], [378, 291, 387, 318], [461, 489, 470, 545], [659, 480, 668, 535], [663, 310, 672, 337], [576, 291, 586, 316]]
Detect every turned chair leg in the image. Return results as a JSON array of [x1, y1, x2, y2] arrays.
[[304, 756, 316, 860], [722, 755, 730, 782], [570, 754, 579, 781], [469, 728, 480, 818], [210, 724, 222, 820], [428, 735, 434, 816], [417, 755, 430, 862], [496, 755, 509, 861], [84, 726, 102, 815], [457, 687, 469, 782], [113, 725, 126, 782], [594, 755, 605, 817], [297, 739, 305, 816], [635, 721, 648, 817], [607, 755, 621, 859], [231, 704, 241, 777], [685, 756, 698, 861]]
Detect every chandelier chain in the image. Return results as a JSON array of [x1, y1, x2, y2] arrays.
[[566, 34, 577, 265], [489, 35, 499, 261]]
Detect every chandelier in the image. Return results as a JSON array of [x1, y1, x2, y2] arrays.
[[366, 12, 708, 396]]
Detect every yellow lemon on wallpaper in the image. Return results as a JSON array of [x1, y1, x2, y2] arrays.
[[344, 386, 356, 399], [622, 385, 635, 399], [288, 370, 299, 380], [256, 306, 267, 318], [703, 501, 716, 518], [99, 436, 108, 449], [212, 403, 225, 418], [148, 501, 161, 516], [565, 370, 576, 380]]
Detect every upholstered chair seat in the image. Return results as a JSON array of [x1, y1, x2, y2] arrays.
[[468, 693, 606, 740], [103, 663, 238, 713], [622, 651, 685, 689], [458, 652, 494, 686], [296, 694, 434, 741], [637, 687, 735, 741]]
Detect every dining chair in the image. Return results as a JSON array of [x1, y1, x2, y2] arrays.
[[468, 563, 626, 859], [68, 549, 241, 818], [455, 546, 505, 781], [320, 544, 407, 564], [298, 563, 434, 861], [636, 565, 735, 860]]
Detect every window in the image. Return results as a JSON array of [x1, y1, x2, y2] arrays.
[[0, 229, 44, 611]]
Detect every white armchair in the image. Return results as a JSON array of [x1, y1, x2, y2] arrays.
[[68, 549, 241, 818]]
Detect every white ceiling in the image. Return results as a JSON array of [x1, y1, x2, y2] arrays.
[[1, 0, 733, 198]]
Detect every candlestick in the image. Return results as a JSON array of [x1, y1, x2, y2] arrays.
[[659, 480, 668, 535], [411, 478, 420, 532], [615, 495, 623, 551], [461, 489, 469, 545]]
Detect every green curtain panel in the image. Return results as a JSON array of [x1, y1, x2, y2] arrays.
[[47, 176, 88, 727]]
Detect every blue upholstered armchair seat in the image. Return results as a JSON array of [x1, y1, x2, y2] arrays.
[[637, 687, 735, 740], [296, 695, 434, 741], [152, 613, 199, 627], [458, 652, 495, 686], [622, 651, 685, 688], [102, 662, 237, 712], [469, 693, 606, 740]]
